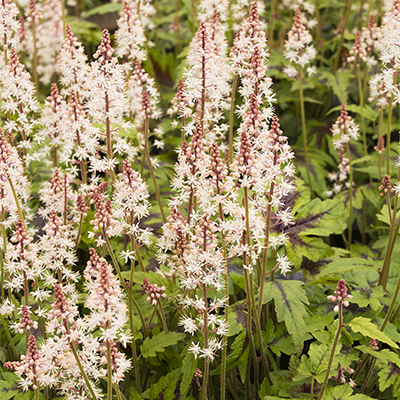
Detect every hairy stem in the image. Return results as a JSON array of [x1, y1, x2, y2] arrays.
[[107, 339, 112, 400], [317, 302, 343, 400], [229, 75, 238, 165], [0, 313, 18, 359], [103, 231, 147, 334], [143, 117, 166, 223], [332, 0, 353, 74], [298, 67, 314, 198], [386, 91, 394, 175], [105, 93, 116, 183], [69, 342, 98, 400], [346, 142, 353, 253], [128, 235, 141, 393]]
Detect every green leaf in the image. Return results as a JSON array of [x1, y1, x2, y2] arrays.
[[378, 361, 400, 393], [16, 392, 34, 400], [263, 320, 296, 357], [130, 387, 142, 400], [228, 309, 245, 336], [287, 236, 334, 269], [355, 346, 400, 366], [0, 380, 18, 400], [320, 70, 352, 104], [140, 331, 185, 358], [377, 204, 400, 226], [350, 286, 385, 311], [81, 3, 122, 17], [262, 281, 309, 350], [0, 372, 30, 400], [349, 317, 398, 348], [305, 315, 334, 332], [0, 348, 7, 363], [318, 258, 376, 277], [180, 351, 197, 396], [141, 368, 180, 400], [295, 321, 343, 384], [323, 384, 353, 399], [295, 198, 347, 237], [277, 194, 346, 268]]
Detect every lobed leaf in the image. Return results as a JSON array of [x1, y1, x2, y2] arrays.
[[262, 281, 309, 350], [141, 368, 180, 400], [140, 331, 185, 358], [349, 317, 398, 348]]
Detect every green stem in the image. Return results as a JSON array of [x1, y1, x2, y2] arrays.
[[75, 213, 84, 249], [129, 216, 145, 273], [269, 0, 276, 48], [34, 278, 47, 340], [156, 299, 168, 332], [319, 0, 332, 43], [317, 303, 343, 400], [1, 199, 6, 301], [128, 235, 141, 393], [220, 232, 229, 400], [258, 159, 276, 317], [146, 305, 157, 332], [380, 256, 400, 333], [60, 0, 66, 38], [229, 75, 238, 165], [201, 225, 209, 400], [243, 267, 259, 396], [243, 188, 270, 385], [31, 17, 38, 90], [115, 384, 123, 400], [333, 0, 354, 74], [390, 301, 400, 324], [202, 358, 210, 400], [366, 375, 379, 396], [103, 232, 147, 335], [346, 143, 353, 253], [386, 91, 394, 175], [377, 110, 383, 181], [216, 181, 229, 400], [379, 165, 400, 288], [357, 67, 368, 158], [3, 33, 7, 66], [105, 93, 116, 183], [143, 117, 166, 223], [107, 340, 112, 400], [8, 178, 26, 229], [0, 314, 18, 359], [298, 67, 314, 198], [360, 358, 376, 393], [69, 342, 98, 400], [362, 64, 370, 104], [310, 376, 315, 400]]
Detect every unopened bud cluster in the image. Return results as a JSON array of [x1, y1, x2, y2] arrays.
[[142, 278, 166, 305], [327, 279, 353, 312]]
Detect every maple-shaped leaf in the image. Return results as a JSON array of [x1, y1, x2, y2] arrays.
[[272, 183, 346, 269]]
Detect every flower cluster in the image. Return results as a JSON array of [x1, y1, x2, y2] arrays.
[[331, 104, 359, 150], [58, 25, 89, 99], [283, 9, 316, 78], [115, 1, 146, 64]]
